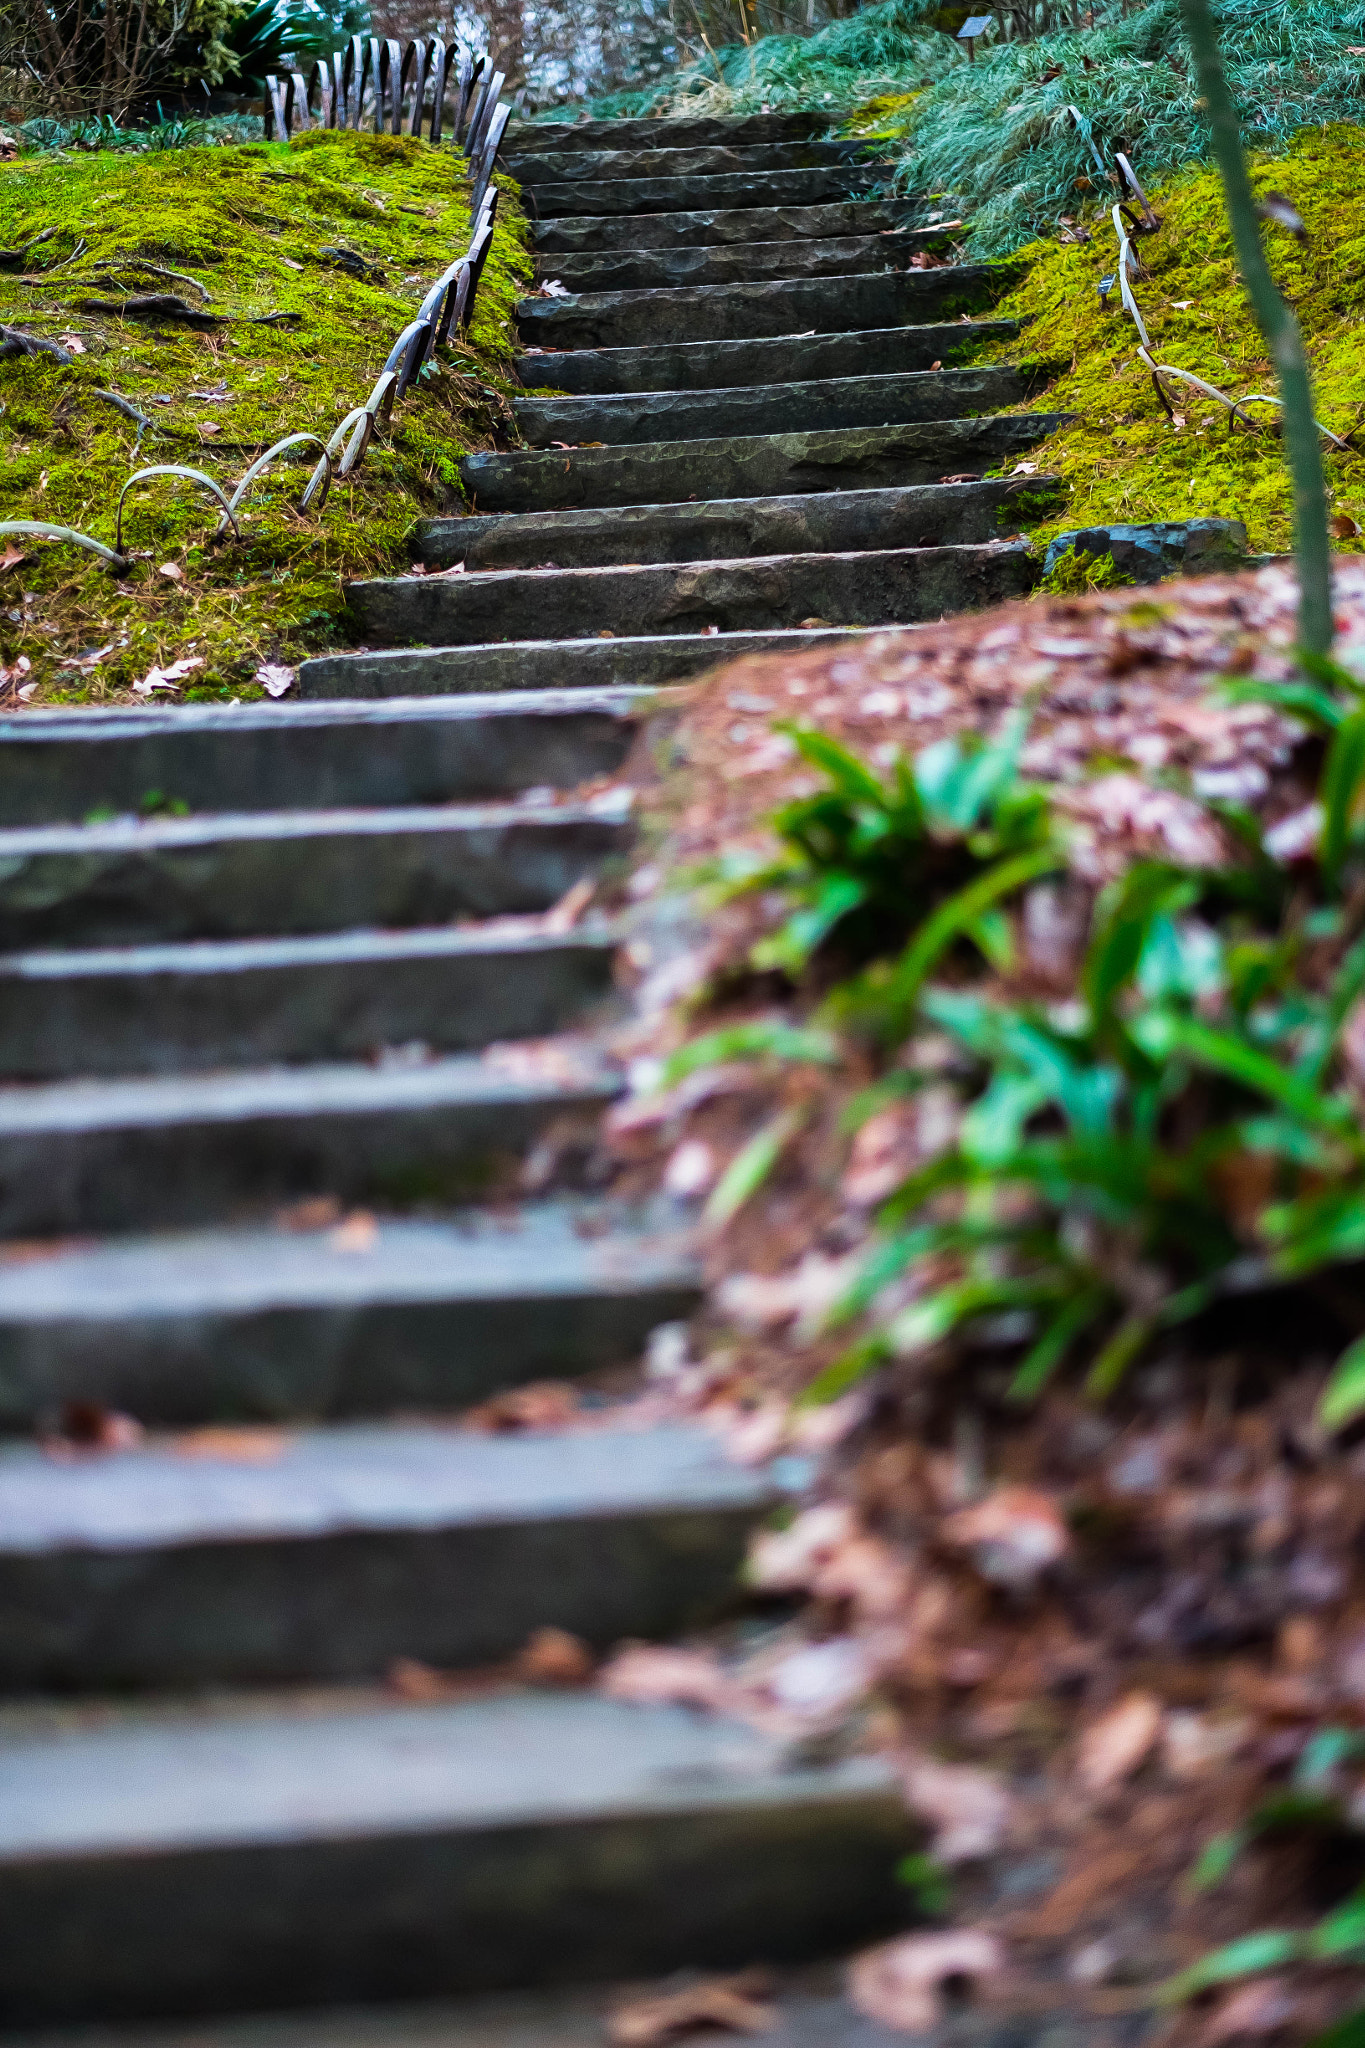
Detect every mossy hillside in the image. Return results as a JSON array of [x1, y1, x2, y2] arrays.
[[983, 124, 1365, 557], [0, 130, 531, 703]]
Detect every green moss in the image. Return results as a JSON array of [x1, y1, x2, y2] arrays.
[[0, 131, 531, 703], [984, 124, 1365, 556], [1039, 544, 1129, 594]]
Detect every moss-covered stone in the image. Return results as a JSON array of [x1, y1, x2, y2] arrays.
[[984, 124, 1365, 558], [0, 130, 531, 704]]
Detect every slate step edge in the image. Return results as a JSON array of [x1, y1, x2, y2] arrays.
[[0, 1050, 622, 1237], [0, 1205, 701, 1429], [0, 1689, 912, 2023], [0, 1421, 777, 1688]]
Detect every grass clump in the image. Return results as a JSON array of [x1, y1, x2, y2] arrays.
[[985, 124, 1365, 558], [0, 129, 529, 703]]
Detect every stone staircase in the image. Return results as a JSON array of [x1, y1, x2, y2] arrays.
[[0, 108, 1070, 2036]]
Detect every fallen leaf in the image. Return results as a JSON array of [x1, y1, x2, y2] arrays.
[[1162, 1710, 1250, 1781], [848, 1930, 1005, 2033], [197, 420, 221, 436], [1198, 1977, 1296, 2046], [328, 1209, 378, 1253], [941, 1485, 1070, 1588], [0, 543, 28, 575], [764, 1636, 873, 1719], [607, 1972, 777, 2047], [1329, 512, 1361, 539], [1076, 1691, 1163, 1793], [899, 1755, 1012, 1864], [277, 1195, 343, 1232], [599, 1642, 734, 1713], [663, 1137, 717, 1197], [542, 875, 595, 932], [173, 1426, 289, 1462], [1011, 461, 1039, 475], [748, 1501, 857, 1591], [538, 279, 570, 297], [940, 472, 979, 483], [463, 1379, 581, 1432], [44, 1399, 144, 1455], [157, 561, 184, 582], [254, 662, 295, 698], [515, 1626, 594, 1685], [57, 333, 86, 354], [132, 654, 203, 697]]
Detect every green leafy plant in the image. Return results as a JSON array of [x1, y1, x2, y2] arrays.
[[723, 712, 1058, 984]]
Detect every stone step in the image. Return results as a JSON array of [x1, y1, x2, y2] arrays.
[[300, 628, 886, 700], [532, 197, 923, 253], [0, 1421, 770, 1689], [0, 800, 633, 950], [523, 167, 886, 220], [516, 264, 1010, 347], [462, 413, 1070, 513], [514, 318, 1019, 394], [516, 365, 1030, 449], [0, 1689, 910, 2024], [505, 110, 830, 152], [350, 543, 1036, 649], [0, 1049, 621, 1237], [0, 1204, 699, 1430], [418, 479, 1063, 572], [507, 140, 869, 184], [539, 229, 951, 293], [0, 691, 644, 825], [0, 926, 619, 1081]]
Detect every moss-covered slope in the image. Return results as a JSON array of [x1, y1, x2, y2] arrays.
[[985, 124, 1365, 555], [0, 130, 530, 703]]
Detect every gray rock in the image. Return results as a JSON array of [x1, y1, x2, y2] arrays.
[[540, 228, 944, 293], [531, 198, 922, 253], [504, 110, 829, 151], [1043, 517, 1249, 584]]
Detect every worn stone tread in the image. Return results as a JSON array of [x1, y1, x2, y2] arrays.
[[0, 1421, 774, 1688], [0, 1205, 700, 1429], [504, 110, 829, 151], [513, 320, 1019, 394], [462, 415, 1071, 513], [0, 1690, 910, 2023], [0, 799, 633, 949], [516, 264, 1009, 346], [515, 365, 1030, 448], [0, 925, 620, 1081], [0, 1049, 621, 1236], [350, 543, 1036, 648], [531, 198, 924, 253], [539, 229, 942, 292], [508, 140, 869, 183], [521, 167, 887, 219], [299, 629, 888, 699], [0, 690, 647, 825], [417, 480, 1063, 572]]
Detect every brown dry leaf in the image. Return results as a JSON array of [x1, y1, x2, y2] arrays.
[[516, 1626, 594, 1685], [173, 1426, 289, 1463], [599, 1642, 734, 1713], [1076, 1691, 1163, 1793], [277, 1195, 343, 1232], [387, 1656, 455, 1701], [57, 333, 86, 353], [607, 1971, 777, 2047], [1329, 513, 1362, 540], [329, 1209, 378, 1254], [44, 1399, 144, 1455], [1197, 1977, 1296, 2046], [157, 561, 184, 582], [847, 1930, 1005, 2033], [543, 875, 595, 933], [899, 1755, 1012, 1864], [940, 1485, 1071, 1589], [748, 1501, 857, 1592], [0, 543, 27, 575], [464, 1380, 581, 1432]]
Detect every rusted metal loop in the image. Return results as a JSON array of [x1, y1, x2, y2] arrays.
[[436, 261, 471, 347], [264, 74, 289, 140], [287, 71, 310, 133], [0, 518, 129, 573], [116, 465, 239, 556], [364, 368, 401, 426], [218, 433, 333, 537], [427, 38, 450, 143]]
